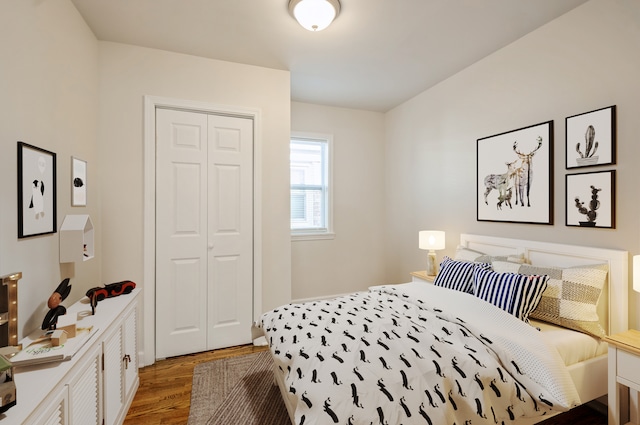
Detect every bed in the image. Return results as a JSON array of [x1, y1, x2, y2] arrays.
[[255, 234, 628, 424]]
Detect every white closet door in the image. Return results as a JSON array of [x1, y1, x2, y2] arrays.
[[207, 114, 253, 349], [155, 108, 209, 358], [155, 108, 253, 358]]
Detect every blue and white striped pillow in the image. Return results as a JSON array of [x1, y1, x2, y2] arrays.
[[434, 257, 490, 293], [473, 267, 549, 323]]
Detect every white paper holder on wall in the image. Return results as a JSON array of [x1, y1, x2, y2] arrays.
[[59, 214, 94, 263]]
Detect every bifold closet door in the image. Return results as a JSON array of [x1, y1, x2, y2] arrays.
[[206, 113, 254, 350], [155, 108, 253, 358]]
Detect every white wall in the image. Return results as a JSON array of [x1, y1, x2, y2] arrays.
[[0, 0, 100, 338], [291, 102, 387, 300], [385, 0, 640, 327], [97, 42, 292, 361]]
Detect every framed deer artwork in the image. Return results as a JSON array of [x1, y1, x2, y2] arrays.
[[476, 120, 554, 225], [565, 105, 616, 169]]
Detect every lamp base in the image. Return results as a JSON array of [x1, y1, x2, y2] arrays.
[[426, 251, 437, 277]]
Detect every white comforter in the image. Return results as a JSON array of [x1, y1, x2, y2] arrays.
[[257, 282, 579, 425]]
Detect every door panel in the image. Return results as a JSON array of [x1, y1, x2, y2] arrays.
[[156, 108, 208, 358], [208, 114, 253, 349]]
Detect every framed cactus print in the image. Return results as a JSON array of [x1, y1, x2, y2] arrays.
[[565, 105, 616, 169], [565, 170, 615, 228]]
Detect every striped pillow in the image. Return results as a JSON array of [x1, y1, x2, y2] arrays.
[[434, 257, 490, 293], [473, 267, 549, 323]]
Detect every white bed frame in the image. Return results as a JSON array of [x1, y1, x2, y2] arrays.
[[459, 234, 629, 424], [272, 234, 630, 425]]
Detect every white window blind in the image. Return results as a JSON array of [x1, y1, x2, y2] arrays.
[[290, 134, 332, 239]]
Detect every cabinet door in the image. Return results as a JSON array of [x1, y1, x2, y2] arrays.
[[122, 306, 138, 401], [26, 387, 68, 425], [68, 344, 102, 425], [103, 324, 124, 425]]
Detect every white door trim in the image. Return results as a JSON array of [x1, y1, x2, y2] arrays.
[[142, 95, 263, 366]]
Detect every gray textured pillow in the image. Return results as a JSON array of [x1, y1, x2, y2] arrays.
[[492, 261, 609, 337]]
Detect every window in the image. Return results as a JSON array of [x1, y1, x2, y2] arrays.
[[290, 133, 333, 240]]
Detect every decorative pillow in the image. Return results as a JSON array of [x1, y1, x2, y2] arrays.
[[434, 257, 490, 293], [453, 246, 485, 262], [473, 266, 548, 323], [492, 261, 609, 337], [454, 245, 527, 265]]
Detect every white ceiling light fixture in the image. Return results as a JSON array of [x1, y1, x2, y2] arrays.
[[288, 0, 341, 32]]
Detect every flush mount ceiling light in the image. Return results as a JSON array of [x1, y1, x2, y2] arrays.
[[288, 0, 341, 32]]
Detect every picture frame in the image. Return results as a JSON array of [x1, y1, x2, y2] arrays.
[[565, 105, 616, 169], [477, 120, 554, 225], [17, 142, 57, 238], [566, 170, 615, 228], [71, 157, 87, 207]]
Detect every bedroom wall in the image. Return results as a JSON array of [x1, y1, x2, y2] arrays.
[[0, 0, 101, 339], [97, 42, 292, 360], [291, 102, 387, 300], [384, 0, 640, 328]]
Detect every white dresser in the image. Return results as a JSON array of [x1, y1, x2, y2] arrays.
[[2, 288, 140, 425]]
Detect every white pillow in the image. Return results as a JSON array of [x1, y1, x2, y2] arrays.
[[454, 245, 527, 264]]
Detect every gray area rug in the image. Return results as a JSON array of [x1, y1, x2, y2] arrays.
[[188, 350, 291, 425]]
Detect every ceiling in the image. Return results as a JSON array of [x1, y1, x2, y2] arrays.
[[70, 0, 588, 112]]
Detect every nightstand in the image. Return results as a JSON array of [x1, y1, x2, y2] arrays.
[[604, 329, 640, 425], [410, 271, 435, 284]]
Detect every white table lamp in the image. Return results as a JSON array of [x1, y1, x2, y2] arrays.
[[419, 230, 446, 277]]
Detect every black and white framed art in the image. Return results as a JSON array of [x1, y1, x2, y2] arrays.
[[477, 120, 554, 225], [565, 105, 616, 169], [566, 170, 615, 228], [17, 142, 57, 238], [72, 157, 87, 207]]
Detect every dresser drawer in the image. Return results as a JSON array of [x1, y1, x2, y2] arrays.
[[617, 349, 640, 386]]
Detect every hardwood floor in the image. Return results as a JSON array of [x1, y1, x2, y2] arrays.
[[123, 344, 268, 425], [124, 344, 606, 425]]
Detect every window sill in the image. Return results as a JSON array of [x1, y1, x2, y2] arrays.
[[291, 232, 335, 242]]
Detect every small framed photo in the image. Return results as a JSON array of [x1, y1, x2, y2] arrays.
[[566, 170, 615, 228], [477, 120, 554, 225], [17, 142, 57, 238], [72, 157, 87, 207], [565, 105, 616, 169]]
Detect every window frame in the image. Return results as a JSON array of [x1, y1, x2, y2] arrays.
[[290, 132, 334, 241]]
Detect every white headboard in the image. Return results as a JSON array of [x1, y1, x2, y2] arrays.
[[459, 234, 629, 335]]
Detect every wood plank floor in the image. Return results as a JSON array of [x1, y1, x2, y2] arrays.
[[124, 344, 606, 425], [123, 344, 268, 425]]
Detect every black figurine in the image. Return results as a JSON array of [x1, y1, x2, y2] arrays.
[[41, 278, 72, 330]]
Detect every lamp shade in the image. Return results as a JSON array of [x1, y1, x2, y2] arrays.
[[289, 0, 340, 31], [634, 255, 640, 293], [419, 231, 445, 251]]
